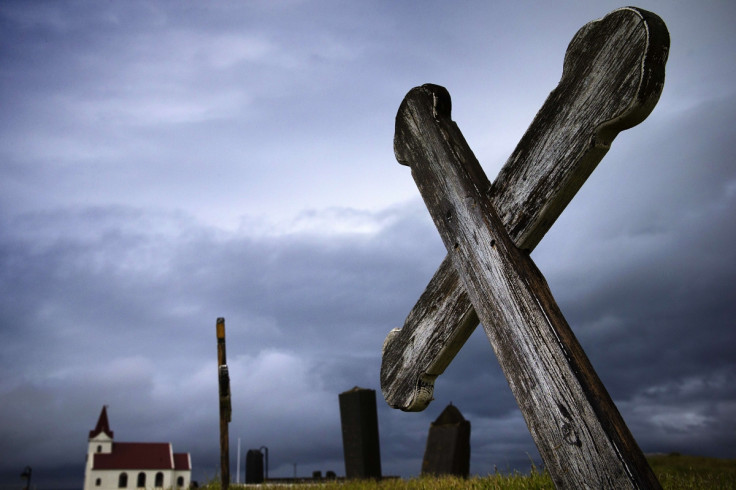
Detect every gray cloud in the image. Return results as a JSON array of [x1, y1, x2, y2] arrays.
[[1, 0, 735, 488], [0, 202, 447, 483]]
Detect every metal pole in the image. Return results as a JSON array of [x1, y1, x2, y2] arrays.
[[20, 466, 31, 490], [259, 446, 269, 480], [236, 438, 240, 484], [216, 318, 231, 490]]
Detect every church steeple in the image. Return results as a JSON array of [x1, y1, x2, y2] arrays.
[[89, 405, 114, 439]]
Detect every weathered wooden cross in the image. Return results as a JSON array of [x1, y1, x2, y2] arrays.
[[380, 7, 669, 489]]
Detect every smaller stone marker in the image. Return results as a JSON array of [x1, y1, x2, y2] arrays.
[[421, 404, 470, 478], [339, 387, 382, 479], [245, 449, 264, 484]]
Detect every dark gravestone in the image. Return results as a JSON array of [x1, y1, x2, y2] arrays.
[[421, 404, 470, 477], [245, 449, 264, 484], [338, 387, 382, 479]]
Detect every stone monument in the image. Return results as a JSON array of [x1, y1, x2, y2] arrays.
[[245, 449, 264, 484], [338, 387, 382, 479], [421, 403, 470, 477]]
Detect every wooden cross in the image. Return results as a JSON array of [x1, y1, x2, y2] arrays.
[[380, 7, 669, 489]]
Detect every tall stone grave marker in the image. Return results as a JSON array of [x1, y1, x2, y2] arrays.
[[245, 449, 264, 484], [421, 404, 470, 477], [338, 387, 382, 479]]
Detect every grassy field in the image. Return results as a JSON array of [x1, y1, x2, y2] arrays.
[[203, 454, 735, 489], [648, 453, 736, 489]]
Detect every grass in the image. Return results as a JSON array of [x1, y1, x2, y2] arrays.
[[201, 454, 735, 489], [202, 471, 553, 490], [648, 453, 736, 489]]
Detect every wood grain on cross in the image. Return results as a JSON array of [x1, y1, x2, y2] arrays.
[[381, 7, 669, 489], [382, 7, 669, 410]]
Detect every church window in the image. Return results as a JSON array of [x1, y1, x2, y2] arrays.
[[97, 445, 102, 453], [155, 472, 164, 487], [118, 473, 128, 488], [95, 478, 101, 486], [137, 472, 146, 488], [177, 476, 184, 487]]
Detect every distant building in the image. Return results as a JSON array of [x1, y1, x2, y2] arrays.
[[83, 406, 192, 490]]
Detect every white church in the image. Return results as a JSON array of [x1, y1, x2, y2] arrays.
[[83, 406, 192, 490]]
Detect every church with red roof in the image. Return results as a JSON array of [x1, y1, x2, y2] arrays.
[[83, 406, 192, 490]]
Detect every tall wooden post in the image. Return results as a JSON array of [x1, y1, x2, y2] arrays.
[[393, 84, 662, 488], [216, 318, 231, 490]]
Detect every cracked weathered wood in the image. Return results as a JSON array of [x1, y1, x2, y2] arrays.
[[396, 83, 661, 489], [381, 6, 669, 412]]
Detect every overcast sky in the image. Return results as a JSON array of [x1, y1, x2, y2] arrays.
[[1, 1, 735, 488]]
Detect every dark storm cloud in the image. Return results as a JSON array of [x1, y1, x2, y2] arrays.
[[534, 93, 736, 387], [1, 0, 735, 488], [527, 91, 736, 461], [0, 202, 449, 482]]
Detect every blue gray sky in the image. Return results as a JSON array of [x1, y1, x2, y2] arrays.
[[1, 1, 735, 488]]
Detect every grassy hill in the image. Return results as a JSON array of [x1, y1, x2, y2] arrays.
[[203, 453, 735, 489], [648, 453, 736, 489]]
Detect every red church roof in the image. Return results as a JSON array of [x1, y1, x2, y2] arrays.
[[94, 442, 190, 470], [89, 406, 114, 439], [174, 453, 192, 471], [88, 406, 191, 472]]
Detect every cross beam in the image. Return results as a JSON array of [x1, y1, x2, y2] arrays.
[[381, 6, 669, 412]]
